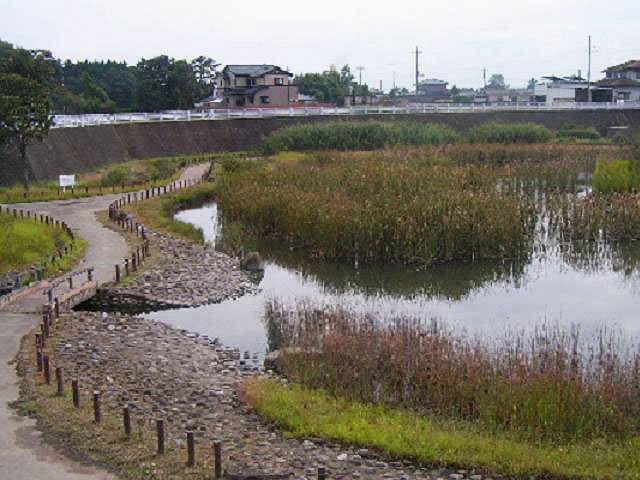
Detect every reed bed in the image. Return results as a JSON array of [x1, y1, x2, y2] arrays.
[[216, 156, 534, 265], [467, 122, 554, 144], [266, 300, 640, 442], [592, 159, 640, 193], [260, 121, 460, 154]]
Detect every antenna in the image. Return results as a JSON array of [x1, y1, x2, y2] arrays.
[[356, 66, 365, 85], [413, 46, 422, 93]]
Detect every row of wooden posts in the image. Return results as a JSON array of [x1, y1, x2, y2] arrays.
[[107, 176, 206, 284]]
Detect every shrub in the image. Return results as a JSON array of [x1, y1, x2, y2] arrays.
[[467, 123, 553, 144], [557, 125, 601, 140], [592, 159, 640, 193]]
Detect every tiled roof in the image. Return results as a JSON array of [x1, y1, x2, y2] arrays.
[[604, 60, 640, 72], [595, 78, 640, 87], [224, 65, 291, 77]]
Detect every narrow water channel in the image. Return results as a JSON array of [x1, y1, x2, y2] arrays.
[[147, 202, 640, 357]]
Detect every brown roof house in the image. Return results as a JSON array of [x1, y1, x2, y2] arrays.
[[213, 65, 298, 107], [594, 60, 640, 102]]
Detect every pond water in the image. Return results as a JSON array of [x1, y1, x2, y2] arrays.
[[147, 202, 640, 357]]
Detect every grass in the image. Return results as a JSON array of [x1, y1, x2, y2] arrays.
[[266, 301, 640, 444], [0, 153, 217, 204], [123, 181, 217, 244], [216, 153, 534, 265], [260, 121, 460, 154], [242, 378, 640, 479], [592, 159, 640, 192], [14, 318, 224, 479], [0, 212, 85, 278]]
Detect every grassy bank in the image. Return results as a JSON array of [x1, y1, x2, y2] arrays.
[[0, 213, 85, 277], [0, 153, 216, 204], [123, 181, 216, 244], [242, 378, 640, 479], [216, 153, 534, 265]]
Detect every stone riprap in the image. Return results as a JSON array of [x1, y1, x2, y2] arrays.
[[104, 229, 255, 308], [52, 311, 498, 480]]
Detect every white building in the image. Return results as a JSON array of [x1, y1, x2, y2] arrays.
[[533, 75, 587, 105]]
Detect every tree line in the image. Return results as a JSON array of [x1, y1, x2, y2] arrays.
[[0, 39, 217, 113]]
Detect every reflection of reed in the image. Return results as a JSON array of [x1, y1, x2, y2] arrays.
[[266, 300, 640, 442]]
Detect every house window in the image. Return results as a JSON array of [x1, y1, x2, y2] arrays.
[[247, 96, 254, 104], [260, 96, 270, 104], [250, 78, 257, 86], [274, 77, 284, 85]]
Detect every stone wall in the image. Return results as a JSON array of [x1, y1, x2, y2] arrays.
[[1, 110, 639, 186]]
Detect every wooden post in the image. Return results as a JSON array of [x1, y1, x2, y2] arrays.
[[187, 431, 195, 467], [43, 355, 50, 384], [123, 406, 131, 437], [72, 380, 79, 407], [55, 367, 64, 396], [54, 298, 60, 318], [131, 254, 137, 272], [213, 439, 222, 478], [93, 391, 101, 423], [156, 420, 165, 454], [115, 264, 121, 282], [68, 276, 73, 289], [36, 350, 43, 371], [124, 258, 130, 276], [318, 466, 326, 480]]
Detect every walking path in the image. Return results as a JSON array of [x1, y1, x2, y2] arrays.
[[0, 163, 209, 480]]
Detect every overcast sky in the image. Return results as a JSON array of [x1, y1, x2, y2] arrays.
[[2, 0, 638, 90]]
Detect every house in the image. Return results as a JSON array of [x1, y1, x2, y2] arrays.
[[592, 60, 640, 102], [416, 79, 450, 101], [533, 75, 588, 105], [213, 64, 299, 107]]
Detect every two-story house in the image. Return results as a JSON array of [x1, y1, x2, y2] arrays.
[[594, 60, 640, 102], [214, 65, 298, 107]]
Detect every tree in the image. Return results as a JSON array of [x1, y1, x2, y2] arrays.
[[0, 73, 52, 190], [527, 77, 537, 90], [487, 73, 508, 89]]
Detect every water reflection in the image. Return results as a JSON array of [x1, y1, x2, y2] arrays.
[[147, 202, 640, 357]]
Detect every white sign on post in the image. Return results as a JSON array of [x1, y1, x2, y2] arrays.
[[59, 174, 76, 192]]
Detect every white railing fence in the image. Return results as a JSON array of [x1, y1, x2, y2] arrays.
[[51, 101, 640, 129]]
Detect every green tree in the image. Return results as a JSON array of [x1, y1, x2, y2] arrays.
[[0, 74, 52, 190], [487, 73, 508, 89], [527, 77, 537, 90]]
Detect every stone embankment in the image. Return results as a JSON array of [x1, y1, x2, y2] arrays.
[[52, 311, 498, 480]]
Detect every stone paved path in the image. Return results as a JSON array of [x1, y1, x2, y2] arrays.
[[0, 163, 209, 480]]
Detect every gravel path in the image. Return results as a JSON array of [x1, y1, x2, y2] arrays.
[[0, 164, 208, 480]]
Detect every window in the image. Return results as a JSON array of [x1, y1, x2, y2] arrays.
[[260, 96, 270, 104], [250, 78, 257, 86], [274, 77, 284, 85]]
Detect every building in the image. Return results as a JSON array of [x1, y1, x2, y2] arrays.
[[213, 65, 298, 107], [533, 75, 588, 105], [592, 60, 640, 102], [416, 79, 450, 101]]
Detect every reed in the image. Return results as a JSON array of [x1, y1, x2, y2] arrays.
[[592, 159, 640, 193], [468, 122, 553, 144], [260, 121, 460, 154], [216, 155, 534, 265], [266, 300, 640, 442]]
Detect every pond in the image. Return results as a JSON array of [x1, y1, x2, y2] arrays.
[[147, 202, 640, 358]]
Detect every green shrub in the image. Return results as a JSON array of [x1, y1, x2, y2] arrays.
[[557, 125, 601, 140], [260, 122, 459, 154], [467, 123, 553, 144]]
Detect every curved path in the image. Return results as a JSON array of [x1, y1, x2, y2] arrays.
[[0, 163, 209, 480]]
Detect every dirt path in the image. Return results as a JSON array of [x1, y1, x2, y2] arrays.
[[0, 163, 209, 480]]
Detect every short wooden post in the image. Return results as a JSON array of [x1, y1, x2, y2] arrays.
[[124, 258, 130, 276], [131, 254, 137, 272], [213, 439, 222, 478], [68, 276, 73, 289], [43, 355, 51, 384], [115, 264, 121, 282], [123, 406, 131, 437], [187, 431, 195, 467], [72, 380, 79, 407], [54, 298, 60, 318], [156, 420, 165, 454], [93, 391, 101, 423], [43, 319, 50, 338], [36, 350, 43, 371], [55, 367, 64, 396], [318, 466, 326, 480]]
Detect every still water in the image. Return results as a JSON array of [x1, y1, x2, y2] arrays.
[[148, 203, 640, 357]]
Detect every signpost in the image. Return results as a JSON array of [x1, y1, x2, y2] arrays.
[[59, 175, 75, 192]]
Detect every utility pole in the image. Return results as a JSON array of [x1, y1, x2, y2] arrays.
[[483, 67, 487, 89], [356, 66, 365, 85], [413, 46, 422, 93], [587, 35, 592, 103]]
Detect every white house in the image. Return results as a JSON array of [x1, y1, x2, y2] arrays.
[[533, 75, 588, 105]]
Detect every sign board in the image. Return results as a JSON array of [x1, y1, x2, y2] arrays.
[[59, 175, 76, 188]]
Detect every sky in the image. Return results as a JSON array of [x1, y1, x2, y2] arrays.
[[1, 0, 639, 90]]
